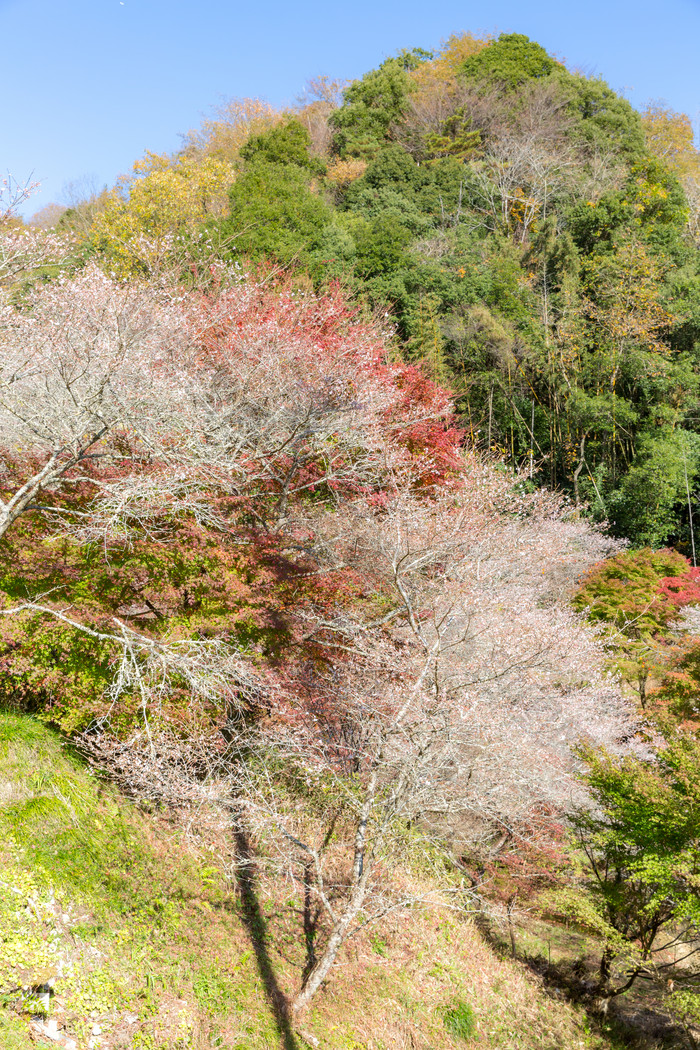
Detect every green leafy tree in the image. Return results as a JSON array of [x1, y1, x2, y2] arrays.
[[460, 33, 557, 90], [571, 732, 700, 999], [240, 117, 324, 173], [223, 166, 334, 271], [329, 50, 430, 159], [563, 75, 646, 161], [607, 431, 700, 548], [666, 990, 700, 1049], [573, 547, 698, 704]]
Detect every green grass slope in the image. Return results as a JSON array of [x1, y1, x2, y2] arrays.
[[0, 710, 616, 1050]]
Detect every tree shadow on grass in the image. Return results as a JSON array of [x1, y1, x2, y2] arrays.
[[232, 823, 300, 1050]]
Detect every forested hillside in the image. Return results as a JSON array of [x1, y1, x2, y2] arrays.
[[4, 29, 700, 1050], [60, 30, 700, 550]]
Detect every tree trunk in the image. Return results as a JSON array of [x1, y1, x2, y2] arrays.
[[507, 894, 518, 957], [638, 673, 648, 710], [572, 433, 587, 507], [292, 899, 363, 1014], [598, 945, 616, 998]]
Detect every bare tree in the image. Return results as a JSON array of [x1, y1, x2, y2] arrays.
[[464, 83, 578, 241], [27, 203, 68, 229], [94, 463, 628, 1014], [0, 222, 75, 290], [58, 175, 109, 236], [181, 97, 279, 163], [0, 263, 199, 540], [685, 173, 700, 247], [0, 172, 41, 221]]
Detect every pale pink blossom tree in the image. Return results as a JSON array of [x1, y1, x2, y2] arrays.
[[0, 265, 635, 1016]]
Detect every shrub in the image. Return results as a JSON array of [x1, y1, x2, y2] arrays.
[[442, 999, 477, 1040]]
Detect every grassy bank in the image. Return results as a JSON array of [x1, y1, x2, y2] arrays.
[[0, 709, 619, 1049]]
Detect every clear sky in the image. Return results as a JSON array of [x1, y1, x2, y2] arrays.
[[3, 0, 700, 216]]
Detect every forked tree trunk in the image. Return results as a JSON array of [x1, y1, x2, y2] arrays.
[[292, 765, 379, 1014], [291, 893, 365, 1014]]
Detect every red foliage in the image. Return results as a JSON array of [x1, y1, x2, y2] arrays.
[[460, 805, 570, 904], [384, 364, 464, 481], [658, 564, 700, 608], [192, 280, 465, 494]]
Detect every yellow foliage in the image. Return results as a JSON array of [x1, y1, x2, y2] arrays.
[[638, 106, 700, 243], [412, 32, 491, 87], [91, 152, 235, 277], [404, 33, 491, 146], [182, 97, 280, 163], [131, 150, 172, 177], [326, 158, 368, 189], [584, 240, 672, 368], [641, 103, 700, 180]]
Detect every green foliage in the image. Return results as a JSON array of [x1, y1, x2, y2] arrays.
[[193, 28, 700, 544], [606, 430, 700, 547], [97, 31, 700, 546], [352, 212, 413, 279], [573, 546, 700, 703], [329, 52, 429, 159], [343, 149, 467, 232], [240, 118, 324, 173], [0, 710, 278, 1048], [221, 109, 335, 269], [0, 517, 299, 732], [567, 193, 637, 255], [424, 109, 482, 162], [563, 75, 646, 161], [578, 733, 700, 893], [460, 32, 556, 89], [441, 999, 477, 1040], [0, 1012, 50, 1049], [192, 966, 239, 1015], [224, 162, 334, 269], [572, 731, 700, 990], [568, 158, 687, 256], [306, 40, 699, 544], [0, 613, 113, 731], [666, 990, 700, 1047], [628, 156, 689, 245], [574, 546, 691, 634], [0, 710, 165, 910], [368, 932, 389, 957]]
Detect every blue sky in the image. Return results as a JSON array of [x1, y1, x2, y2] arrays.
[[3, 0, 700, 216]]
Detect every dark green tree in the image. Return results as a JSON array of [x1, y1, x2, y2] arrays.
[[329, 50, 430, 159], [223, 163, 334, 270], [460, 32, 557, 90], [240, 118, 325, 174]]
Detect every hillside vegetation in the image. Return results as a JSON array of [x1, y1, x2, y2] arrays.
[[1, 709, 616, 1050], [61, 30, 700, 550], [4, 28, 700, 1050]]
